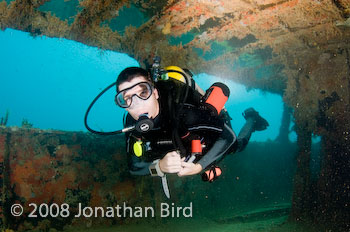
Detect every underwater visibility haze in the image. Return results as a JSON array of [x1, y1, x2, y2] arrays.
[[0, 1, 349, 232]]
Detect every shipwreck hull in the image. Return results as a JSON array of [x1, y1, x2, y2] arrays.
[[0, 126, 299, 231]]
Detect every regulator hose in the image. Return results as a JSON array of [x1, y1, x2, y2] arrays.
[[84, 81, 130, 135], [84, 69, 192, 136]]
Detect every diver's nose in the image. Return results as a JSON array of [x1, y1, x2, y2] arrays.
[[129, 95, 143, 108]]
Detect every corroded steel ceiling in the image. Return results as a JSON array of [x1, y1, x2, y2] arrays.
[[1, 0, 350, 94]]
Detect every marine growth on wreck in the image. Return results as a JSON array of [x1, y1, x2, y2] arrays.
[[0, 0, 350, 231]]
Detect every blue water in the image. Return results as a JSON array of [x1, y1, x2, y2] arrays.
[[0, 28, 290, 142]]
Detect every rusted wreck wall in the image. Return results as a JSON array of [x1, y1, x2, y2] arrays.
[[0, 126, 298, 231], [0, 127, 162, 231], [285, 47, 350, 231]]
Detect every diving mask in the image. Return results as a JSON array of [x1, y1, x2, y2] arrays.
[[115, 82, 154, 108]]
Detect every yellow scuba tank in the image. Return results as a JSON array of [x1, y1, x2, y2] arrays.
[[165, 66, 229, 116], [164, 66, 205, 96]]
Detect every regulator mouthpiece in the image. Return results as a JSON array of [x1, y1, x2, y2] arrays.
[[135, 114, 154, 133]]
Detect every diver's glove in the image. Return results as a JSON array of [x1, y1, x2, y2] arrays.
[[242, 107, 269, 131]]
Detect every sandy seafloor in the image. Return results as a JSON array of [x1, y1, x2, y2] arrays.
[[62, 204, 319, 232], [63, 216, 316, 232]]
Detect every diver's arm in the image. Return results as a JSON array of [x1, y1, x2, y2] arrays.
[[159, 151, 182, 173], [197, 123, 237, 170], [178, 159, 203, 176], [129, 151, 182, 175], [127, 137, 182, 175]]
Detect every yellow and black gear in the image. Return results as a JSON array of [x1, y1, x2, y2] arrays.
[[133, 141, 143, 157], [164, 66, 205, 95], [165, 66, 187, 83]]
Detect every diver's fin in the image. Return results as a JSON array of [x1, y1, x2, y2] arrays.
[[242, 107, 269, 131]]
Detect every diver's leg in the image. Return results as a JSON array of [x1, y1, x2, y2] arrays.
[[236, 108, 269, 152], [237, 118, 254, 152]]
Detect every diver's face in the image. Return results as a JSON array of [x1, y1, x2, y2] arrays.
[[118, 76, 159, 120]]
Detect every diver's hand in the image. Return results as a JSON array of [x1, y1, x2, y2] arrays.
[[178, 158, 203, 176], [159, 151, 182, 173]]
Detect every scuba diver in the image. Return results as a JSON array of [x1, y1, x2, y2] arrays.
[[112, 62, 269, 198], [84, 57, 269, 198]]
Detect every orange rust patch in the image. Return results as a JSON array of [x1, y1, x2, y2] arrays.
[[90, 183, 103, 207], [113, 181, 135, 201], [11, 160, 39, 199], [55, 144, 71, 159]]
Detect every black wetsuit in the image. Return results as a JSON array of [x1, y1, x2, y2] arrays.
[[124, 79, 239, 175]]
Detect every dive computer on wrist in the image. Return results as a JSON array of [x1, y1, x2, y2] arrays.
[[149, 159, 165, 177]]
